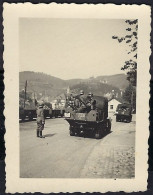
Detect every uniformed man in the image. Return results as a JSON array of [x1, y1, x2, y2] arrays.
[[77, 90, 87, 112], [36, 101, 45, 138], [87, 92, 96, 110], [74, 97, 80, 110], [79, 90, 84, 96], [88, 92, 93, 98]]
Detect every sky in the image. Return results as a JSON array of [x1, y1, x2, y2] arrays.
[[19, 18, 131, 80]]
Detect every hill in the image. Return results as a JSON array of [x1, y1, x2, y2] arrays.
[[95, 74, 129, 90], [19, 71, 67, 100], [65, 74, 129, 90], [19, 71, 129, 100], [70, 82, 121, 97]]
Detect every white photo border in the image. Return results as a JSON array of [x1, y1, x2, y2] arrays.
[[4, 3, 151, 193]]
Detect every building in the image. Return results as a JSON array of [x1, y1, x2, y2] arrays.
[[108, 98, 122, 113], [51, 93, 66, 109]]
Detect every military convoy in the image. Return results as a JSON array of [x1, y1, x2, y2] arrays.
[[64, 92, 111, 139], [19, 80, 132, 139], [19, 80, 66, 121], [19, 100, 65, 121]]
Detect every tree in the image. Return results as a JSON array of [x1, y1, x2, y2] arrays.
[[123, 84, 136, 112], [112, 20, 138, 86]]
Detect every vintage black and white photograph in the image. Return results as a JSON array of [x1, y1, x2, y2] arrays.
[[4, 3, 150, 193], [19, 18, 137, 179]]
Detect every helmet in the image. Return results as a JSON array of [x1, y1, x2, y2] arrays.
[[80, 90, 84, 95], [38, 101, 44, 107], [88, 92, 93, 96]]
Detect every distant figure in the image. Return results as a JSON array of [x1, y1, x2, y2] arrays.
[[77, 90, 87, 113], [74, 97, 80, 110], [87, 92, 96, 111], [36, 101, 45, 138], [66, 100, 74, 113]]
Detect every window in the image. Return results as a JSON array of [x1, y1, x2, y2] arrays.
[[110, 105, 113, 109]]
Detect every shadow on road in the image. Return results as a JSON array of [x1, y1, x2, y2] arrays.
[[44, 133, 56, 137], [19, 118, 54, 123], [77, 131, 112, 140], [19, 119, 36, 123]]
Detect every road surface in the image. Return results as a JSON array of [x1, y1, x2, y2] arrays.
[[20, 114, 135, 178]]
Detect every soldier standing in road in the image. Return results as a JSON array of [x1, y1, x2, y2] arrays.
[[36, 101, 45, 138]]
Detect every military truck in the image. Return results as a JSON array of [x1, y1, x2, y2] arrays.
[[19, 100, 37, 121], [43, 103, 53, 118], [115, 103, 132, 123], [19, 100, 53, 121], [64, 95, 111, 139], [52, 100, 65, 118]]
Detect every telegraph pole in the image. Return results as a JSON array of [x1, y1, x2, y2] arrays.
[[24, 80, 27, 108], [131, 88, 134, 112], [34, 91, 35, 101]]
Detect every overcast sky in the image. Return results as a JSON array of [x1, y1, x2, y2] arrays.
[[19, 18, 131, 80]]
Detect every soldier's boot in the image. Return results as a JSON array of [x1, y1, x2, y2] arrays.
[[40, 131, 45, 138], [37, 131, 39, 137]]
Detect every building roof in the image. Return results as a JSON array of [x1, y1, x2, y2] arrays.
[[108, 97, 123, 103]]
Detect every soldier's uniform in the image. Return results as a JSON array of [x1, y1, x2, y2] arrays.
[[74, 98, 80, 109], [77, 90, 87, 113], [36, 102, 45, 138], [87, 92, 96, 111]]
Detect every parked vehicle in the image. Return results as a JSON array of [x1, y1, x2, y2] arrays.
[[43, 103, 53, 118], [64, 95, 111, 139], [19, 80, 66, 121], [52, 101, 65, 118], [115, 103, 132, 123], [52, 109, 65, 118], [19, 100, 36, 121], [19, 100, 65, 121]]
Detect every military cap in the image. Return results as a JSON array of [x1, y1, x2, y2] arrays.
[[80, 90, 84, 95], [88, 92, 93, 96], [38, 101, 44, 107]]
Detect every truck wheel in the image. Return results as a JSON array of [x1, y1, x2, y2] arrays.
[[106, 119, 111, 133], [28, 112, 33, 121], [69, 127, 75, 136], [116, 116, 119, 122], [94, 130, 102, 139], [130, 116, 132, 122], [127, 116, 131, 123], [21, 115, 25, 122], [75, 129, 81, 136], [70, 130, 75, 136]]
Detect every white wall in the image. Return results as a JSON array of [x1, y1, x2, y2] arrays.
[[108, 99, 121, 113]]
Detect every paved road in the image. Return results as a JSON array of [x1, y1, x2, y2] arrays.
[[20, 114, 135, 178]]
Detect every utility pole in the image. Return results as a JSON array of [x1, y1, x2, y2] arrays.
[[24, 80, 27, 108], [131, 89, 134, 112]]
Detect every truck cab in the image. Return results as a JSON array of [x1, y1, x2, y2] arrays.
[[115, 103, 132, 123], [65, 95, 111, 139]]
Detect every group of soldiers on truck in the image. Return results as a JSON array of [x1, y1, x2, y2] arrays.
[[66, 90, 96, 113]]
